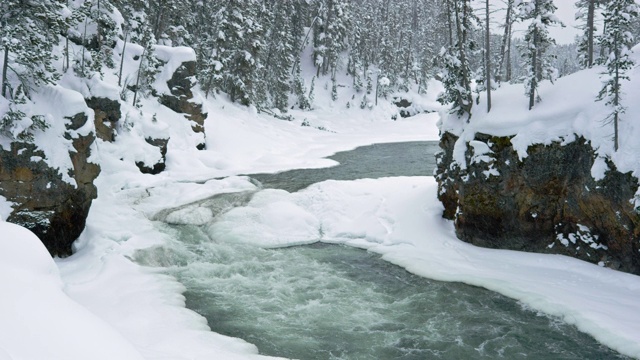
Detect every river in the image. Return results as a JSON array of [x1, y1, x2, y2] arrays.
[[135, 141, 628, 360]]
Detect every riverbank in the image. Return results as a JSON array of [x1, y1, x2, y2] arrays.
[[57, 94, 640, 359], [54, 102, 441, 360]]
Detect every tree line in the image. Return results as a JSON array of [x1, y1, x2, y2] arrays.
[[0, 0, 639, 148]]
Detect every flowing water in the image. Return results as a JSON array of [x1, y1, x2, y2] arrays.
[[249, 141, 438, 192], [135, 141, 629, 360]]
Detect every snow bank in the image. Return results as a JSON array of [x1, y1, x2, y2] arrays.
[[0, 221, 144, 360], [56, 172, 284, 360]]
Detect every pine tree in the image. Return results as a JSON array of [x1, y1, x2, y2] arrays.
[[292, 58, 310, 110], [1, 0, 64, 99], [437, 0, 476, 120], [312, 0, 351, 78], [214, 0, 263, 106], [147, 0, 192, 44], [132, 22, 161, 107], [0, 0, 63, 139], [516, 0, 561, 110], [596, 0, 639, 151], [262, 0, 299, 111], [576, 0, 602, 68]]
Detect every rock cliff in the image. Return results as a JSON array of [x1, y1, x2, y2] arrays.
[[0, 46, 206, 255], [0, 112, 100, 256], [436, 131, 640, 274]]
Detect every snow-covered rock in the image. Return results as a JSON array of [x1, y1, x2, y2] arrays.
[[0, 108, 100, 256], [436, 46, 640, 274]]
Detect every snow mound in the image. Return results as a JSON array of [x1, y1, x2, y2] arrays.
[[0, 221, 144, 360]]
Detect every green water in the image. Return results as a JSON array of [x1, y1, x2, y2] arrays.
[[249, 141, 439, 192]]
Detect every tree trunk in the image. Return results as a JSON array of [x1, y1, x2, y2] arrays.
[[454, 0, 472, 119], [497, 0, 513, 83], [613, 31, 620, 151], [97, 0, 102, 50], [446, 0, 453, 47], [529, 32, 538, 110], [1, 46, 9, 98], [64, 0, 70, 72], [529, 0, 539, 110], [600, 21, 608, 59], [485, 0, 491, 112], [81, 16, 89, 75], [153, 0, 165, 41], [118, 30, 128, 87], [586, 0, 595, 67], [133, 48, 146, 106]]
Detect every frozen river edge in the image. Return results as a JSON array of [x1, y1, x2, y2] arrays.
[[52, 110, 640, 359]]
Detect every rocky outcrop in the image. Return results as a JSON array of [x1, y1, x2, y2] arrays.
[[85, 97, 169, 174], [436, 132, 640, 274], [159, 61, 207, 150], [0, 113, 100, 256], [393, 97, 427, 118], [136, 137, 169, 174], [85, 97, 121, 142]]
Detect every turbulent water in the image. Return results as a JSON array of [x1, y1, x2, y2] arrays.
[[135, 141, 629, 360]]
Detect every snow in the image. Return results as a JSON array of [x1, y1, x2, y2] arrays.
[[45, 77, 640, 360], [0, 195, 14, 220], [0, 221, 145, 360], [440, 44, 640, 189], [2, 20, 640, 360], [154, 45, 197, 95]]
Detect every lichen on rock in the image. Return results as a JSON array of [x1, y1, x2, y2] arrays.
[[436, 131, 640, 274], [0, 112, 100, 256]]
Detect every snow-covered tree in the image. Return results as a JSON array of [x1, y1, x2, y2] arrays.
[[214, 0, 263, 106], [1, 0, 64, 99], [262, 0, 298, 111], [437, 0, 477, 120], [596, 0, 639, 151], [132, 21, 161, 107], [1, 0, 64, 140], [516, 0, 561, 110], [292, 58, 311, 110], [312, 0, 351, 77]]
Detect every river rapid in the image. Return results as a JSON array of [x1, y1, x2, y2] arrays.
[[135, 142, 628, 360]]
